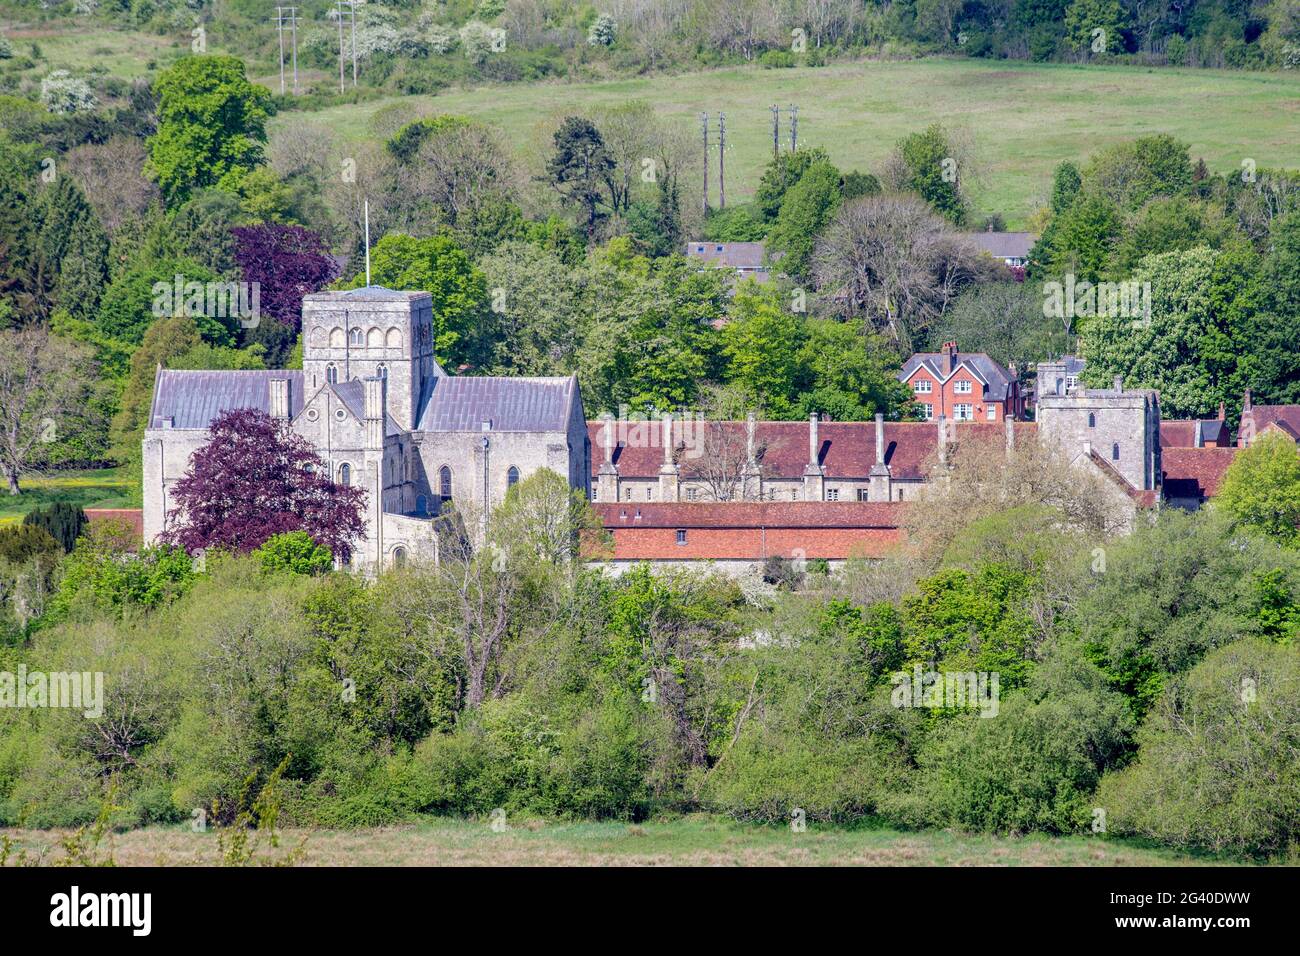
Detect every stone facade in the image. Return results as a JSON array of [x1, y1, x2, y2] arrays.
[[1036, 377, 1162, 493], [143, 287, 588, 571]]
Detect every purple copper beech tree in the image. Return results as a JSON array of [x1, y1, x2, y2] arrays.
[[231, 224, 337, 330], [163, 408, 366, 561]]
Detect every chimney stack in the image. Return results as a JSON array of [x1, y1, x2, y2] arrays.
[[601, 414, 615, 465], [937, 414, 948, 467], [1243, 388, 1252, 413], [1194, 419, 1204, 448], [1113, 375, 1123, 394], [661, 413, 674, 467], [874, 413, 885, 465], [808, 412, 820, 468], [942, 341, 958, 374], [1005, 415, 1015, 454], [1217, 402, 1226, 421], [746, 411, 757, 466]]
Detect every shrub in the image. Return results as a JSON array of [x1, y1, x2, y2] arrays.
[[254, 531, 333, 576], [21, 503, 87, 553], [1098, 639, 1300, 857]]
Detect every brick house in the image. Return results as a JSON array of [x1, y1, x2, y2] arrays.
[[899, 342, 1024, 422], [1238, 389, 1300, 447], [1160, 403, 1233, 448]]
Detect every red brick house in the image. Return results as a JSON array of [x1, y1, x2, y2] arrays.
[[898, 342, 1024, 423], [1238, 389, 1300, 447], [1160, 403, 1233, 448]]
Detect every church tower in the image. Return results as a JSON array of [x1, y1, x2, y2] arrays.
[[300, 288, 442, 430]]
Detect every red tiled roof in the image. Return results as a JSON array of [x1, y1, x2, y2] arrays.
[[589, 420, 1036, 483], [1160, 419, 1230, 447], [1161, 447, 1238, 499], [1248, 405, 1300, 436], [592, 502, 904, 560]]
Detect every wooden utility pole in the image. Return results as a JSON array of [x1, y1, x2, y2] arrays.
[[336, 3, 345, 93], [289, 6, 298, 94], [718, 112, 726, 209], [273, 7, 286, 94], [771, 104, 800, 157], [700, 112, 709, 214], [790, 104, 798, 152]]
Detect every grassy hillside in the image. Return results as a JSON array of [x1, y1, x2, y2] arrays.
[[0, 816, 1260, 866], [0, 467, 137, 525], [278, 57, 1300, 227]]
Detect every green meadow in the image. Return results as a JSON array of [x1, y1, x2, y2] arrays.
[[278, 57, 1300, 226]]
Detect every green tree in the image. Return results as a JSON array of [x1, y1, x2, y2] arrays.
[[794, 319, 914, 421], [546, 117, 615, 240], [1063, 0, 1126, 54], [32, 177, 109, 320], [1043, 192, 1123, 282], [254, 530, 333, 575], [145, 56, 272, 207], [894, 125, 968, 226], [1215, 431, 1300, 547], [720, 284, 807, 417], [765, 160, 842, 281], [1080, 246, 1254, 417], [754, 148, 830, 222]]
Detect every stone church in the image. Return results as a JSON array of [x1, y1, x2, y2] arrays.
[[143, 288, 592, 570]]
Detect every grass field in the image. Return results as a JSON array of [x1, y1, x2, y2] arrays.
[[0, 467, 137, 525], [0, 817, 1258, 866], [278, 57, 1300, 227]]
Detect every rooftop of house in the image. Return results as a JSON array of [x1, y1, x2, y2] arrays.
[[1162, 446, 1239, 499], [960, 231, 1036, 260], [1160, 419, 1230, 447], [899, 342, 1018, 402], [149, 369, 306, 429], [684, 241, 768, 270], [1244, 403, 1300, 436], [589, 419, 1036, 482]]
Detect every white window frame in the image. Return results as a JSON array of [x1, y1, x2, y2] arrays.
[[825, 488, 840, 502], [954, 379, 973, 394], [922, 403, 934, 420], [913, 378, 933, 394], [954, 403, 973, 421], [986, 405, 997, 421]]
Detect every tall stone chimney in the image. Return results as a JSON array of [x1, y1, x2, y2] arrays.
[[742, 411, 761, 500], [942, 341, 958, 375], [936, 414, 948, 467], [803, 412, 825, 500], [597, 412, 619, 502], [658, 412, 679, 502], [869, 412, 892, 501], [1194, 419, 1204, 448], [1005, 414, 1016, 454]]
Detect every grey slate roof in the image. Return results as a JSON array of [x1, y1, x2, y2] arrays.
[[899, 352, 1016, 402], [685, 241, 768, 271], [149, 369, 305, 429], [961, 232, 1036, 260], [416, 376, 577, 432]]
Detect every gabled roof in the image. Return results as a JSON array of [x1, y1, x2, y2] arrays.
[[149, 369, 305, 429], [1247, 405, 1300, 437], [961, 231, 1036, 260], [1162, 447, 1238, 499], [417, 375, 578, 432], [325, 380, 404, 437], [899, 352, 1016, 401]]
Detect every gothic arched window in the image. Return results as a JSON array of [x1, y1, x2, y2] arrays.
[[326, 363, 338, 384], [439, 466, 452, 500], [507, 466, 519, 489], [392, 546, 407, 567], [349, 327, 364, 347], [1112, 443, 1120, 460], [339, 462, 351, 486], [377, 363, 388, 379]]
